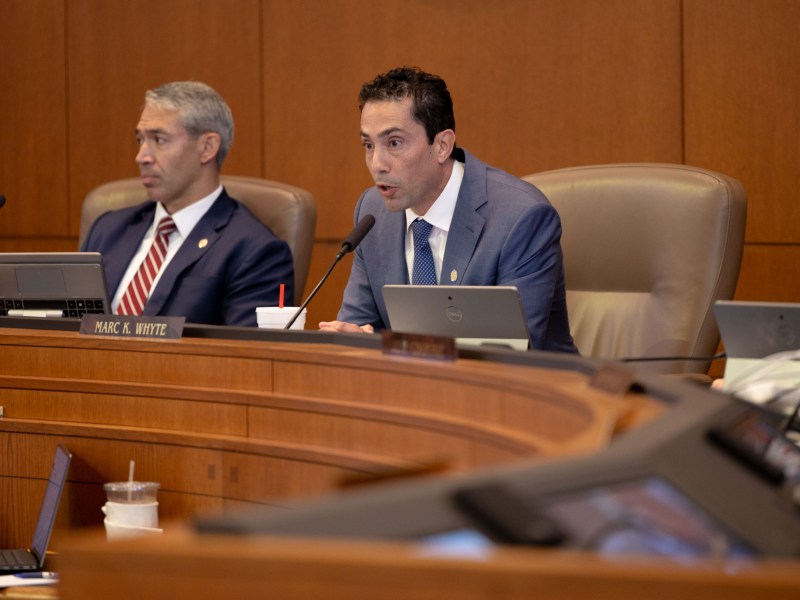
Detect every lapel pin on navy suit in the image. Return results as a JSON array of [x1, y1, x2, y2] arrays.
[[198, 238, 208, 248], [450, 269, 458, 282]]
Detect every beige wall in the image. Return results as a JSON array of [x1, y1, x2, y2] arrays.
[[1, 0, 798, 325]]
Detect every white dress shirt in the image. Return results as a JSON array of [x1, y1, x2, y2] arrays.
[[404, 160, 465, 284], [111, 186, 222, 312]]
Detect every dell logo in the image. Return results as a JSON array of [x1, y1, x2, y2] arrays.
[[446, 306, 463, 323]]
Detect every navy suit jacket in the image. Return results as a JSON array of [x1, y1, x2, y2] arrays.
[[337, 149, 577, 353], [81, 190, 294, 327]]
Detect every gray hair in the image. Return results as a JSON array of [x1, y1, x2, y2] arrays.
[[144, 81, 234, 169]]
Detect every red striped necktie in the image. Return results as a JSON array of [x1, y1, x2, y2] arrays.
[[116, 216, 177, 315]]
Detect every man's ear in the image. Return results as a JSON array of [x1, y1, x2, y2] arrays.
[[434, 129, 456, 164], [199, 132, 222, 166]]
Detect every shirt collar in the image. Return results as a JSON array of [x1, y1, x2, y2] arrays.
[[154, 186, 222, 237], [405, 160, 465, 233]]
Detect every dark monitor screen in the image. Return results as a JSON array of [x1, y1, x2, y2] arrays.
[[0, 252, 110, 317], [536, 477, 754, 558], [434, 477, 754, 561]]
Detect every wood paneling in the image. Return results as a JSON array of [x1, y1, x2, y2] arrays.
[[261, 0, 684, 241], [1, 0, 798, 338], [0, 237, 76, 253], [0, 327, 658, 548], [735, 244, 800, 302], [66, 0, 264, 235], [684, 0, 800, 246], [0, 0, 68, 239]]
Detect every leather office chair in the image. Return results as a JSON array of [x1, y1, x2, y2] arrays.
[[79, 176, 317, 298], [523, 163, 747, 374]]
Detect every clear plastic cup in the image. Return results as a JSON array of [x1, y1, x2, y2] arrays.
[[103, 481, 160, 537]]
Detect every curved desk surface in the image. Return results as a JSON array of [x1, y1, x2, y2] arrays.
[[3, 320, 797, 599], [0, 320, 663, 549], [55, 531, 800, 600]]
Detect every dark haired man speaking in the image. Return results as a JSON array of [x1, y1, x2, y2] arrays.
[[320, 67, 576, 353]]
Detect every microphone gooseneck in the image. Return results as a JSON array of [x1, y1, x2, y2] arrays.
[[284, 214, 376, 330], [621, 352, 727, 363]]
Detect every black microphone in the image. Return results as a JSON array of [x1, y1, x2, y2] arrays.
[[284, 214, 376, 330], [339, 213, 376, 257], [0, 195, 6, 209]]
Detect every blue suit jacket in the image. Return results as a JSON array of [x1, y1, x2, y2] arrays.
[[81, 190, 294, 327], [337, 149, 577, 353]]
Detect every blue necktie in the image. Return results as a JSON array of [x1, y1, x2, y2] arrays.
[[411, 219, 437, 285]]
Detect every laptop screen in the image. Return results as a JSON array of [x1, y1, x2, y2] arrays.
[[714, 300, 800, 359], [0, 252, 110, 317], [30, 445, 72, 563], [713, 301, 800, 401], [382, 285, 530, 350]]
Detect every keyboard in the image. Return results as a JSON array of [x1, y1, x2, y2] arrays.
[[0, 548, 37, 570], [1, 298, 106, 317]]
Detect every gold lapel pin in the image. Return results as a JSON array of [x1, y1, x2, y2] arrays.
[[450, 269, 457, 282], [198, 238, 208, 249]]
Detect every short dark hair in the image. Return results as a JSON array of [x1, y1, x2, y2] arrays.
[[359, 66, 456, 146]]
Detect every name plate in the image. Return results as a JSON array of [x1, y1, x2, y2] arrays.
[[80, 314, 185, 339], [382, 330, 457, 361]]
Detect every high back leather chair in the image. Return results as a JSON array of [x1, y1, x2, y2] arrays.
[[79, 176, 317, 298], [523, 163, 747, 374]]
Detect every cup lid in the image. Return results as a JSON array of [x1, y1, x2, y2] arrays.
[[103, 481, 160, 492]]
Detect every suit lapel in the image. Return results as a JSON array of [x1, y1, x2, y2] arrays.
[[105, 206, 154, 295], [442, 151, 487, 284], [370, 208, 407, 325], [378, 209, 409, 286], [143, 193, 234, 316]]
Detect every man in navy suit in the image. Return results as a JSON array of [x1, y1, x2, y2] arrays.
[[319, 67, 576, 353], [81, 81, 293, 327]]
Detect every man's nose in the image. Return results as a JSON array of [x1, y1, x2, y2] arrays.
[[136, 142, 152, 164], [369, 147, 389, 173]]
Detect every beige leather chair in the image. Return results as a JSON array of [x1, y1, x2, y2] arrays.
[[523, 163, 747, 374], [79, 176, 317, 298]]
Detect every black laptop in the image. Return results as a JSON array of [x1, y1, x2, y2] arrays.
[[0, 445, 72, 573], [0, 252, 110, 318]]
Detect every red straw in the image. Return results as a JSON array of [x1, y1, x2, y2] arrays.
[[279, 283, 285, 308]]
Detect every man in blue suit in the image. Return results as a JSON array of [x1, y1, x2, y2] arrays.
[[320, 67, 576, 353], [81, 81, 293, 327]]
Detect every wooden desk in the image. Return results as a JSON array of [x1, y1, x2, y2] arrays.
[[54, 529, 800, 600], [0, 325, 660, 548]]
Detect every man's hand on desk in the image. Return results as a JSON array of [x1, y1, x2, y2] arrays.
[[318, 321, 374, 334]]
